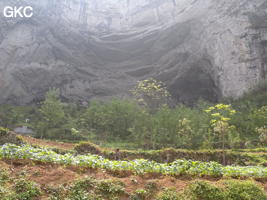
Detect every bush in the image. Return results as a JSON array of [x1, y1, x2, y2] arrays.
[[183, 180, 267, 200], [95, 180, 125, 197], [68, 189, 89, 200], [0, 131, 23, 146], [0, 169, 9, 184], [224, 180, 267, 200], [130, 189, 150, 200], [187, 180, 225, 200], [0, 127, 9, 136], [74, 141, 102, 155], [46, 185, 67, 200], [13, 178, 41, 200], [0, 185, 10, 198], [156, 188, 180, 200], [71, 176, 96, 192], [129, 183, 157, 200]]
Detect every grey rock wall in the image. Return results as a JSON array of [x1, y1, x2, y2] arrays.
[[0, 0, 266, 104]]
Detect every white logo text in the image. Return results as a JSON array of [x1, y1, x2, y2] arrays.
[[3, 6, 33, 18]]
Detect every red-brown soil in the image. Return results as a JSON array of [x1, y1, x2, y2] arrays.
[[1, 159, 266, 200], [21, 135, 75, 150]]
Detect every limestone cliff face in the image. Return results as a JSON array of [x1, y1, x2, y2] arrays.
[[0, 0, 266, 104]]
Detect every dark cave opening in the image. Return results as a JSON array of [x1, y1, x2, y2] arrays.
[[168, 67, 220, 105]]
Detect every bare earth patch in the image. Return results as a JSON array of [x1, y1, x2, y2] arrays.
[[20, 135, 75, 150]]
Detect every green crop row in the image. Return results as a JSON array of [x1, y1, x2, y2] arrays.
[[0, 144, 266, 179], [73, 141, 267, 166]]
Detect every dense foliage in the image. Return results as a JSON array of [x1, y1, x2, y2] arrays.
[[185, 180, 267, 200], [0, 169, 41, 200], [0, 81, 266, 150]]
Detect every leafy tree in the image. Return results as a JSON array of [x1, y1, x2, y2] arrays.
[[205, 104, 238, 164], [81, 99, 143, 141], [254, 106, 267, 126], [131, 78, 171, 111], [36, 89, 65, 139], [256, 126, 267, 146], [177, 118, 193, 148], [0, 105, 16, 128], [237, 105, 267, 147], [131, 104, 209, 149], [0, 105, 32, 128]]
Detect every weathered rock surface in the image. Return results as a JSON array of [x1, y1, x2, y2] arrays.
[[0, 0, 266, 105]]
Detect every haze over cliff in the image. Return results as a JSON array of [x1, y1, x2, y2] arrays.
[[0, 0, 266, 105]]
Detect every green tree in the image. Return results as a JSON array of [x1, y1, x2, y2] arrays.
[[177, 118, 193, 148], [131, 78, 171, 111], [254, 106, 267, 126], [0, 105, 18, 128], [36, 89, 65, 139], [239, 105, 267, 147], [205, 104, 238, 164], [256, 126, 267, 146], [81, 99, 143, 142]]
